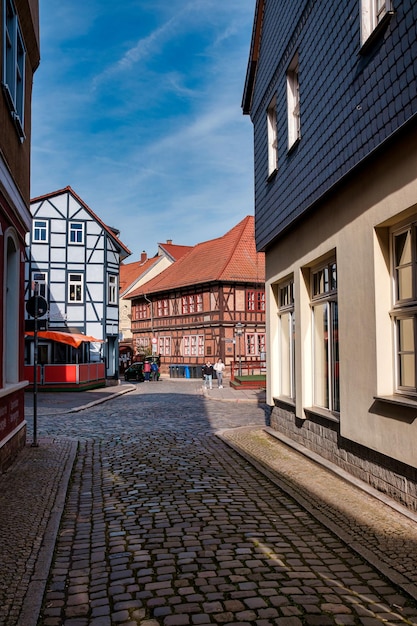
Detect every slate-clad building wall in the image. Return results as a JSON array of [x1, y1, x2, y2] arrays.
[[243, 0, 417, 511], [245, 0, 417, 252]]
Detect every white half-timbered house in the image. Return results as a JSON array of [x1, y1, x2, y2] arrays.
[[24, 186, 130, 388]]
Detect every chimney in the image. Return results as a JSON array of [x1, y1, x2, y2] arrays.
[[166, 239, 172, 245], [140, 251, 147, 263]]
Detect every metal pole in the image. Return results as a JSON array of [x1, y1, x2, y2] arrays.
[[32, 282, 39, 447]]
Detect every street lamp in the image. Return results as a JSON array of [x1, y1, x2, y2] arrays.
[[235, 322, 244, 377]]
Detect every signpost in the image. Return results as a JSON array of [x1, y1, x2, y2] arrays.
[[25, 283, 48, 447]]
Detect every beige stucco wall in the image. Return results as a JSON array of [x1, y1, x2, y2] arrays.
[[265, 128, 417, 469], [119, 256, 173, 341]]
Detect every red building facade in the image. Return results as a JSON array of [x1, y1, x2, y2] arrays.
[[128, 217, 266, 377], [0, 0, 40, 469]]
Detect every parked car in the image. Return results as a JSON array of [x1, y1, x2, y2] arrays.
[[124, 362, 144, 382]]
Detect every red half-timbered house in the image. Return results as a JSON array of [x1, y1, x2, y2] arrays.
[[127, 216, 265, 378]]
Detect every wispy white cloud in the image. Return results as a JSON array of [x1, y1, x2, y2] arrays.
[[31, 0, 255, 258]]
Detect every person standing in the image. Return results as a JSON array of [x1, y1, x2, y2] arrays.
[[213, 358, 225, 388], [144, 360, 151, 382], [202, 361, 214, 389], [151, 361, 159, 381]]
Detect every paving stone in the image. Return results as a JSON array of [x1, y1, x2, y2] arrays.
[[2, 381, 417, 626]]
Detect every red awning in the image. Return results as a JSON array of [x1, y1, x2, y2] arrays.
[[25, 331, 104, 349]]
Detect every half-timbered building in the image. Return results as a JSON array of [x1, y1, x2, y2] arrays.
[[127, 216, 265, 378], [0, 0, 40, 469], [25, 186, 130, 388]]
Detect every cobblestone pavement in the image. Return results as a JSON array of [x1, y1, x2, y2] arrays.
[[3, 379, 417, 626]]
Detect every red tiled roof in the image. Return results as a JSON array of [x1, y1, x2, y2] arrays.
[[119, 257, 159, 293], [30, 186, 131, 258], [158, 243, 192, 261], [127, 216, 264, 298]]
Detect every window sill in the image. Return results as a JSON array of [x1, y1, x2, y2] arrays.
[[0, 381, 29, 399], [273, 396, 295, 411], [374, 394, 417, 409], [287, 137, 300, 155], [304, 406, 340, 423], [359, 11, 394, 55], [267, 168, 278, 182]]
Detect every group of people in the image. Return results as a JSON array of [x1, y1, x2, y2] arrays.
[[202, 358, 225, 390], [144, 360, 159, 381]]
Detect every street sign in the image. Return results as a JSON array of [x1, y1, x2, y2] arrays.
[[151, 337, 157, 344], [26, 296, 48, 318]]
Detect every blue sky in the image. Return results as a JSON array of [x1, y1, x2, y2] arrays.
[[30, 1, 255, 260]]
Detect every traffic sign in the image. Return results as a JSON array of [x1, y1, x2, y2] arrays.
[[26, 296, 48, 318]]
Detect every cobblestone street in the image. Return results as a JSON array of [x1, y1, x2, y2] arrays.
[[3, 380, 417, 625]]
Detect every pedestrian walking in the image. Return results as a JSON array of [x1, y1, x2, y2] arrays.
[[213, 358, 225, 388], [202, 361, 214, 389]]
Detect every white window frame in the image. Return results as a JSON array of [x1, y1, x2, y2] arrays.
[[183, 335, 204, 357], [267, 95, 278, 177], [360, 0, 393, 47], [68, 273, 84, 303], [33, 219, 48, 243], [311, 260, 339, 414], [287, 53, 300, 150], [31, 271, 48, 300], [135, 337, 149, 353], [108, 274, 117, 305], [157, 298, 169, 317], [2, 0, 25, 140], [391, 223, 417, 395], [278, 279, 295, 401], [69, 222, 84, 245], [159, 336, 171, 356], [245, 332, 266, 357]]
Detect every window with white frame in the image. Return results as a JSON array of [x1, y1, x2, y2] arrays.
[[33, 220, 48, 243], [311, 259, 339, 413], [2, 0, 26, 139], [69, 222, 84, 244], [287, 53, 300, 150], [68, 273, 83, 303], [360, 0, 393, 46], [108, 275, 117, 305], [246, 289, 265, 312], [159, 336, 171, 356], [183, 335, 204, 357], [32, 271, 48, 300], [157, 298, 169, 317], [391, 223, 417, 394], [246, 332, 266, 356], [278, 279, 295, 400], [134, 302, 148, 320], [182, 294, 203, 314], [136, 337, 149, 353], [267, 95, 278, 176]]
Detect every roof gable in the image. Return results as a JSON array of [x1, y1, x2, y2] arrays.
[[31, 186, 131, 259], [127, 216, 265, 299]]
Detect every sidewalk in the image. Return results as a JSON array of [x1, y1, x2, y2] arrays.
[[2, 379, 416, 626]]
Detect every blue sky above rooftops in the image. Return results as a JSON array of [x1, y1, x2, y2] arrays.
[[30, 0, 255, 260]]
